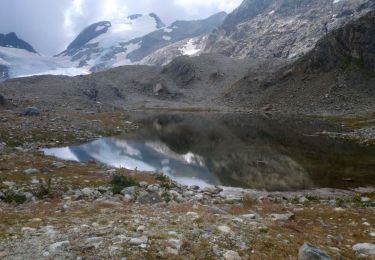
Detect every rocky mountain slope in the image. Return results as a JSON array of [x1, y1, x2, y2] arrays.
[[223, 10, 375, 114], [204, 0, 374, 61], [0, 32, 37, 53], [57, 12, 226, 71]]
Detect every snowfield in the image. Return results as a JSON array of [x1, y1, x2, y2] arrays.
[[0, 46, 89, 79]]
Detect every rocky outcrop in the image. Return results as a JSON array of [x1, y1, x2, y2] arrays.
[[299, 10, 375, 72], [204, 0, 374, 61], [60, 21, 111, 56], [0, 32, 37, 53]]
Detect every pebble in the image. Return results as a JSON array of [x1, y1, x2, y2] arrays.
[[270, 212, 295, 221], [223, 250, 242, 260], [298, 243, 330, 260], [352, 243, 375, 256], [23, 168, 40, 174], [147, 184, 160, 192], [52, 162, 66, 169], [167, 238, 182, 250], [48, 241, 70, 254], [241, 214, 257, 220], [129, 236, 148, 246], [361, 197, 371, 202], [217, 225, 232, 234]]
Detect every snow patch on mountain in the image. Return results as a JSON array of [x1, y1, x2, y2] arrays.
[[180, 39, 201, 56], [0, 46, 88, 80]]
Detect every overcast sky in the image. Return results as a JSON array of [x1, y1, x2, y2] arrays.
[[0, 0, 241, 56]]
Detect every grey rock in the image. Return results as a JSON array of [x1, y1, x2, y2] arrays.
[[81, 187, 100, 199], [22, 107, 40, 116], [361, 197, 371, 203], [121, 186, 138, 196], [270, 212, 295, 221], [298, 243, 331, 260], [168, 238, 182, 250], [147, 184, 160, 192], [137, 191, 163, 204], [202, 186, 223, 194], [223, 250, 242, 260], [52, 162, 66, 169], [48, 241, 70, 254], [23, 168, 40, 174], [129, 236, 148, 246], [22, 192, 34, 202], [352, 243, 375, 256], [210, 206, 228, 215], [241, 213, 258, 220]]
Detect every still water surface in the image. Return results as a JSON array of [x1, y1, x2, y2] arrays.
[[42, 113, 375, 191]]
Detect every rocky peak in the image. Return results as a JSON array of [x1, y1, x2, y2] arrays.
[[205, 0, 374, 61], [0, 32, 37, 53], [63, 21, 111, 55], [300, 10, 375, 72]]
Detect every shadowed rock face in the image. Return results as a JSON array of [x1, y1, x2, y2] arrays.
[[0, 32, 37, 53], [63, 21, 111, 55], [301, 10, 375, 72], [205, 0, 374, 61]]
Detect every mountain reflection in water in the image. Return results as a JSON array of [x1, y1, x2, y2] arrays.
[[42, 113, 375, 191]]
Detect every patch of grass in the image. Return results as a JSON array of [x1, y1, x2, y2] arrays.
[[156, 173, 177, 189], [4, 192, 27, 204], [110, 175, 138, 194], [34, 178, 52, 199]]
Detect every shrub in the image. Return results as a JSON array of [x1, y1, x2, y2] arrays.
[[110, 175, 138, 194], [4, 192, 27, 204], [34, 178, 52, 199]]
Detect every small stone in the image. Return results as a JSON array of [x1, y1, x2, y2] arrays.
[[22, 107, 40, 116], [202, 186, 223, 194], [23, 168, 40, 174], [52, 162, 66, 169], [241, 214, 257, 220], [121, 186, 137, 196], [361, 197, 371, 203], [22, 227, 36, 232], [168, 239, 182, 250], [217, 225, 232, 234], [147, 184, 160, 192], [298, 242, 331, 260], [223, 250, 242, 260], [165, 247, 179, 255], [48, 241, 70, 254], [210, 206, 228, 215], [137, 225, 146, 232], [129, 236, 148, 246], [139, 181, 148, 187], [370, 232, 375, 237], [186, 212, 199, 220], [137, 191, 163, 204], [31, 178, 40, 184], [270, 212, 295, 221], [352, 243, 375, 256]]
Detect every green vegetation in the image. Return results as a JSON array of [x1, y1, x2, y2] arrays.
[[110, 175, 138, 194], [4, 192, 27, 204], [34, 178, 52, 199]]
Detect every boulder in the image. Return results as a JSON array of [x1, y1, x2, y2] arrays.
[[352, 243, 375, 256], [136, 191, 163, 204], [298, 243, 331, 260], [22, 107, 40, 116]]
